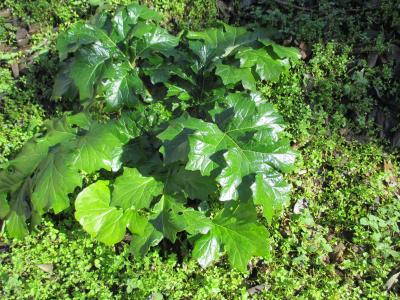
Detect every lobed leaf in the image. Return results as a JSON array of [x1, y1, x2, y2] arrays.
[[193, 202, 269, 271]]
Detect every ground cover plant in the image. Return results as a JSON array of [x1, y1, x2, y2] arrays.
[[0, 0, 399, 299]]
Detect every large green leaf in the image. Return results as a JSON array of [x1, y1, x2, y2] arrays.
[[70, 43, 111, 100], [130, 218, 163, 256], [235, 47, 286, 82], [126, 3, 162, 23], [0, 116, 79, 193], [75, 180, 128, 245], [251, 173, 290, 224], [67, 115, 140, 173], [99, 62, 144, 111], [159, 93, 295, 202], [157, 113, 203, 165], [5, 179, 32, 239], [192, 234, 219, 268], [6, 211, 29, 239], [112, 167, 163, 210], [111, 4, 162, 42], [192, 202, 269, 271], [149, 195, 187, 242], [129, 194, 209, 255], [57, 22, 103, 60], [187, 24, 258, 67], [132, 23, 180, 57], [215, 63, 256, 90], [31, 146, 82, 215]]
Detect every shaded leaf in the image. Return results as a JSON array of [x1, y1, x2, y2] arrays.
[[259, 39, 301, 60], [165, 167, 216, 201], [67, 116, 140, 173], [130, 218, 163, 256], [0, 192, 9, 219]]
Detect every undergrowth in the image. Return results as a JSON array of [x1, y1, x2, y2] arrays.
[[0, 0, 399, 299]]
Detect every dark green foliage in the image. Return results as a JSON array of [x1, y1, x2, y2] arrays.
[[0, 4, 299, 270]]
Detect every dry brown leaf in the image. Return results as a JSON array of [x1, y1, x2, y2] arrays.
[[37, 263, 54, 273]]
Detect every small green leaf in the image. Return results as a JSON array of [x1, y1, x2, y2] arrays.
[[165, 84, 191, 101]]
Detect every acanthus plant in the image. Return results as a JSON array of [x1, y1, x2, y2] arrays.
[[0, 4, 300, 271]]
